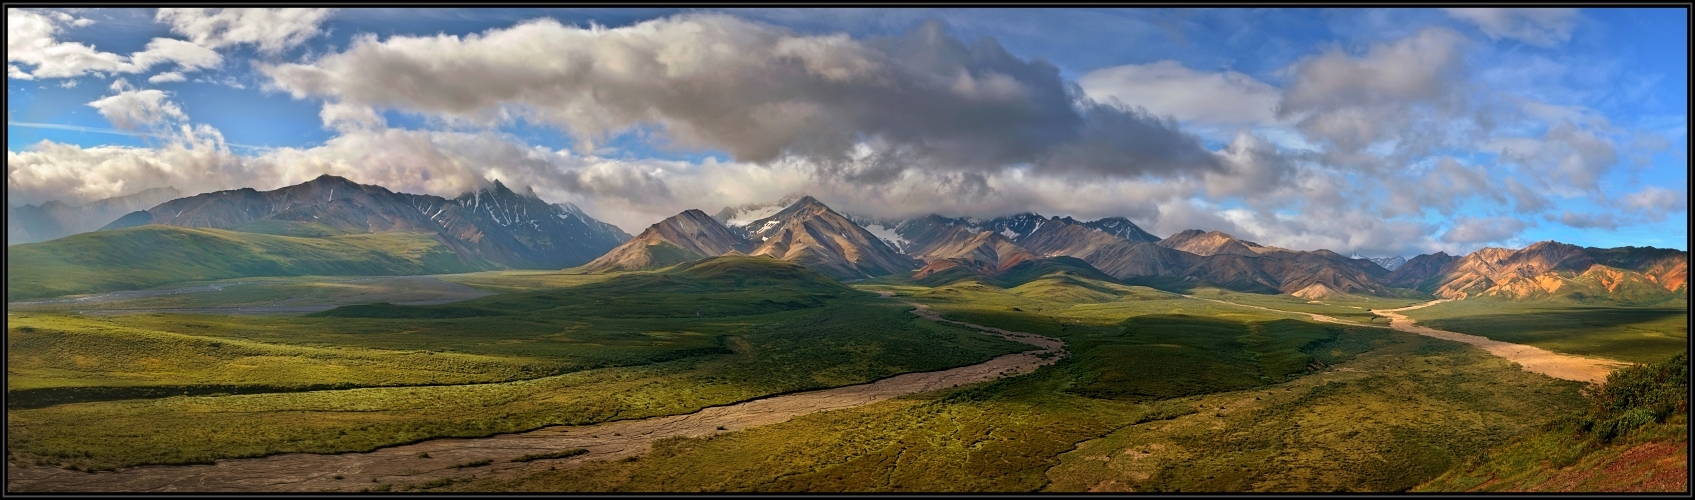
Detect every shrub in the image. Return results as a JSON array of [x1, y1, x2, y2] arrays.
[[1577, 353, 1687, 443]]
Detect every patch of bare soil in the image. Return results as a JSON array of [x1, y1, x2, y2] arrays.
[[1372, 301, 1625, 384], [4, 296, 1065, 493]]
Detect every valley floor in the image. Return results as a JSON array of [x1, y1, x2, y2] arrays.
[[5, 267, 1685, 492], [6, 293, 1062, 492]]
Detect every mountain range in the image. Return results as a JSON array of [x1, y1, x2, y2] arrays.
[[8, 177, 1687, 304], [583, 196, 915, 279], [100, 175, 630, 269], [589, 194, 1687, 303], [7, 187, 183, 245]]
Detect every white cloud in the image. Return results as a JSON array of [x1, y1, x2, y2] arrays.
[[86, 79, 188, 130], [1620, 186, 1688, 221], [1276, 27, 1480, 167], [1493, 119, 1619, 192], [7, 8, 223, 80], [1078, 60, 1282, 127], [1444, 8, 1578, 47], [1440, 216, 1528, 244], [156, 8, 335, 54], [149, 71, 187, 83], [1503, 176, 1552, 214], [1548, 211, 1617, 230], [129, 37, 222, 73], [7, 125, 242, 206], [319, 101, 385, 132], [259, 14, 1225, 181]]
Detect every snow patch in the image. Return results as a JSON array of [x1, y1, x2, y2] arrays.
[[862, 224, 908, 251], [726, 205, 784, 228]]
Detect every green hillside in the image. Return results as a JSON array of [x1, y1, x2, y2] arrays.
[[1416, 354, 1687, 492], [914, 256, 1118, 289], [6, 225, 480, 301]]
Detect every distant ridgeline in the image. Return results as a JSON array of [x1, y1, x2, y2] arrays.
[[7, 176, 630, 300], [7, 178, 1686, 304], [585, 195, 1687, 304]]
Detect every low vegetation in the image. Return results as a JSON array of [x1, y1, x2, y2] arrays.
[[6, 226, 476, 300], [6, 258, 1028, 470], [455, 276, 1588, 492], [1416, 354, 1688, 492], [1402, 298, 1688, 364], [8, 258, 1681, 492]]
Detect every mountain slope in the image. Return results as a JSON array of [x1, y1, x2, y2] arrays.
[[1368, 256, 1407, 271], [1081, 216, 1162, 244], [1419, 242, 1688, 302], [1384, 252, 1458, 288], [102, 175, 628, 269], [1157, 229, 1261, 257], [7, 187, 182, 244], [577, 209, 749, 273], [7, 226, 475, 300], [910, 231, 1038, 280], [741, 196, 918, 280]]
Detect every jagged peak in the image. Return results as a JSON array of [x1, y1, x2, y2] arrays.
[[788, 195, 827, 210]]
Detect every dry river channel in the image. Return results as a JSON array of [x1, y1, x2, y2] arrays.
[[4, 292, 1066, 493]]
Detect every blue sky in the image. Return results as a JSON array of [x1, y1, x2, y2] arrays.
[[6, 7, 1688, 256]]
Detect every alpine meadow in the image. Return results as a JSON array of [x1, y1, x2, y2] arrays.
[[5, 6, 1688, 494]]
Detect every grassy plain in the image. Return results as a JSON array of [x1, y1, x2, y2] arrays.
[[1401, 298, 1688, 364], [6, 226, 477, 300], [5, 258, 1029, 470], [464, 277, 1586, 492], [7, 258, 1673, 490]]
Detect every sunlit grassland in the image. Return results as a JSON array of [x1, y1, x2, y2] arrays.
[[6, 300, 1026, 470], [7, 276, 490, 313], [6, 258, 1031, 470], [6, 226, 477, 301], [1182, 287, 1429, 324], [466, 325, 1583, 493], [6, 314, 549, 392], [1401, 298, 1688, 364], [434, 271, 617, 294]]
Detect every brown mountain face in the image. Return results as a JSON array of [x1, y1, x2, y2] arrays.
[[1384, 252, 1458, 288], [743, 197, 918, 280], [578, 209, 749, 273], [1145, 229, 1390, 295], [1157, 229, 1261, 257], [1018, 218, 1195, 278], [99, 175, 629, 269], [1421, 241, 1688, 301], [1585, 246, 1689, 293], [910, 231, 1037, 280]]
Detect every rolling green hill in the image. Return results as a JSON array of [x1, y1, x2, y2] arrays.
[[6, 225, 481, 301], [313, 255, 860, 321]]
